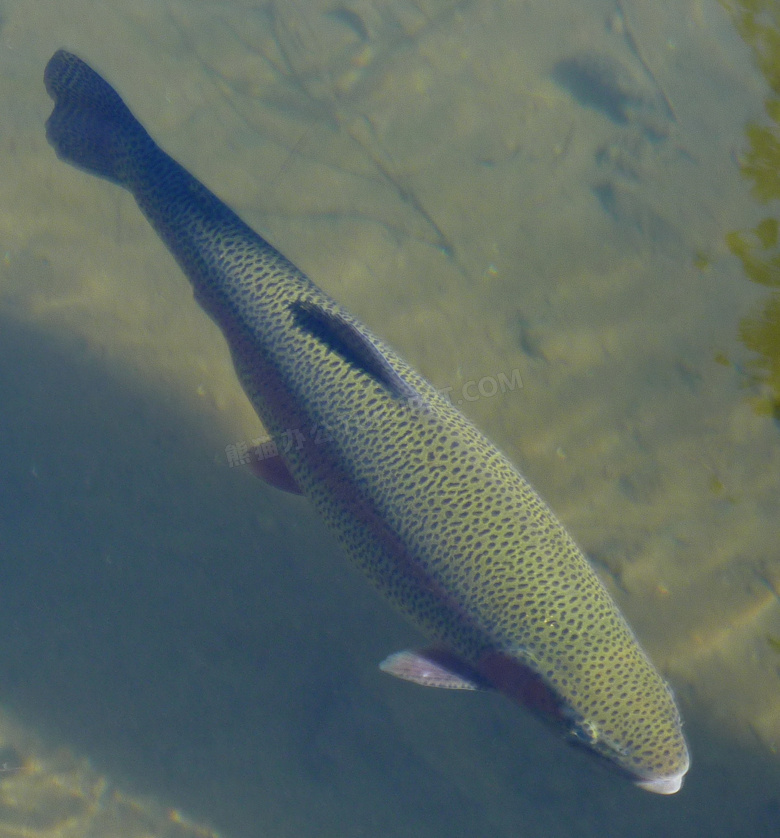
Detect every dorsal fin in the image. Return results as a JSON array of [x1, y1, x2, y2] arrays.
[[289, 298, 420, 403]]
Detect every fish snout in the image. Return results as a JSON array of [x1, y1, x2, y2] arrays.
[[635, 768, 687, 795]]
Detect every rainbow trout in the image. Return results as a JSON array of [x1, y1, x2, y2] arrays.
[[44, 50, 689, 793]]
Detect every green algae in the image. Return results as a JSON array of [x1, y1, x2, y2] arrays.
[[723, 1, 780, 415]]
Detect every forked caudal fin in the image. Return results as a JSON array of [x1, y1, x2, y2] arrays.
[[44, 49, 149, 187]]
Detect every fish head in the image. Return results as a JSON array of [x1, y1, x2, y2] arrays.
[[478, 643, 690, 793], [563, 696, 690, 794], [555, 646, 690, 794]]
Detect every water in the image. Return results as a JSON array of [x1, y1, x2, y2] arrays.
[[0, 0, 778, 835]]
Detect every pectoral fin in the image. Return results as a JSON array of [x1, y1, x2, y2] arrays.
[[379, 647, 491, 690]]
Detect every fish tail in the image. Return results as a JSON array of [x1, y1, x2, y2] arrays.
[[44, 50, 148, 187]]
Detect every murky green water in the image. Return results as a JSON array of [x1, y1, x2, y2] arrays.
[[0, 1, 778, 835]]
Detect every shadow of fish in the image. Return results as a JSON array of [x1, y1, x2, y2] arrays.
[[43, 50, 689, 794]]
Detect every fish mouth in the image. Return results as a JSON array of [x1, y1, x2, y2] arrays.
[[634, 770, 686, 795]]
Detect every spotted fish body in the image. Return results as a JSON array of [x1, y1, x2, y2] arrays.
[[44, 50, 689, 793]]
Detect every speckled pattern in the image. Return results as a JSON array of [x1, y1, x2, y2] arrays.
[[44, 50, 688, 790]]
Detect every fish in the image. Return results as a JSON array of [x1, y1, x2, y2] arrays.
[[43, 49, 689, 794]]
